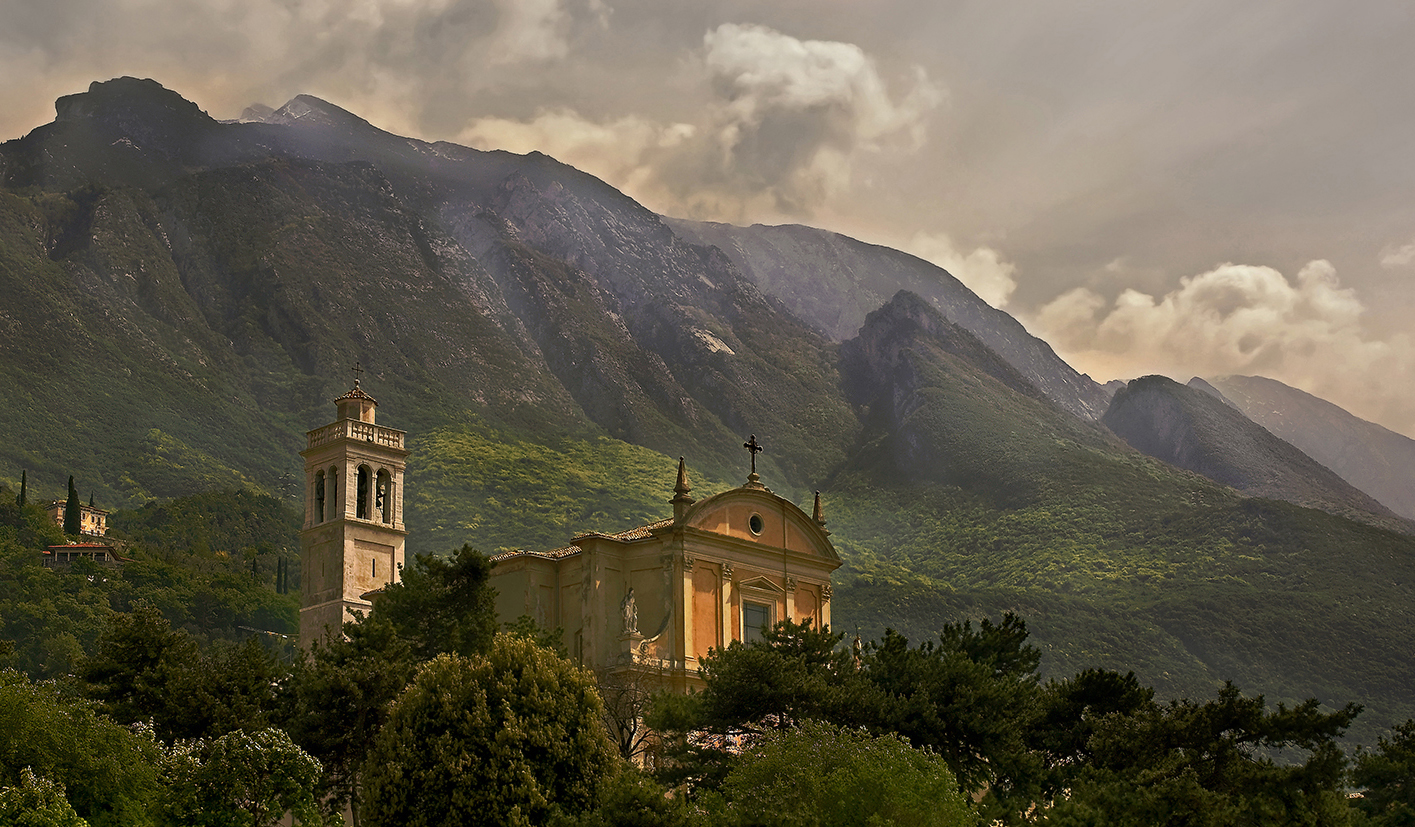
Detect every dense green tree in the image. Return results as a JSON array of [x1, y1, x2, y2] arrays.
[[0, 669, 162, 827], [17, 470, 26, 508], [372, 544, 497, 660], [695, 619, 864, 736], [81, 605, 287, 741], [1040, 683, 1358, 827], [80, 604, 201, 733], [1014, 668, 1156, 817], [862, 614, 1042, 797], [158, 728, 322, 827], [1352, 719, 1415, 826], [285, 613, 418, 826], [718, 720, 974, 827], [63, 477, 79, 536], [0, 768, 88, 827], [362, 635, 618, 827], [548, 768, 697, 827], [659, 614, 1042, 803]]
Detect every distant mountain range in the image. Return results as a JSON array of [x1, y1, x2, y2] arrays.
[[1104, 375, 1409, 534], [4, 77, 1414, 743], [1198, 375, 1415, 522]]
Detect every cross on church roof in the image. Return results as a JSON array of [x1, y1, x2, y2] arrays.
[[743, 433, 764, 485], [352, 360, 364, 387]]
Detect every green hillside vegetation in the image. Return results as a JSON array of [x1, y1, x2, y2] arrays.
[[0, 487, 300, 677], [825, 330, 1415, 746], [408, 418, 738, 555]]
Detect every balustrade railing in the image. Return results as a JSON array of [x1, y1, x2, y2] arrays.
[[307, 420, 406, 450]]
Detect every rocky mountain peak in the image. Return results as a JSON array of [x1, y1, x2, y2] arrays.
[[53, 77, 212, 127], [842, 290, 1045, 409], [265, 95, 375, 132]]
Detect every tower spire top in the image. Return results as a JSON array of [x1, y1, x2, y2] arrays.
[[670, 457, 695, 521], [813, 491, 826, 526]]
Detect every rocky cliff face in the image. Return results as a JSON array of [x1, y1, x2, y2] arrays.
[[669, 219, 1113, 423], [0, 77, 860, 501], [1105, 376, 1408, 532]]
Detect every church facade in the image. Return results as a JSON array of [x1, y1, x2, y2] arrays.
[[489, 450, 841, 690]]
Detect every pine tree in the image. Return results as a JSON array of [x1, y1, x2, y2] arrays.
[[16, 470, 24, 507], [63, 476, 80, 535]]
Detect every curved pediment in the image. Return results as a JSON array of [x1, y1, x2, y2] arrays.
[[682, 485, 840, 564]]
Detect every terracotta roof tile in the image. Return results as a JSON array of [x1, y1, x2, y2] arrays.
[[491, 517, 673, 563]]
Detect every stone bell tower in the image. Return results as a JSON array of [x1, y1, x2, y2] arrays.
[[299, 371, 408, 649]]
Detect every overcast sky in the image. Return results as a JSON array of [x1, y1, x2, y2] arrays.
[[4, 0, 1414, 436]]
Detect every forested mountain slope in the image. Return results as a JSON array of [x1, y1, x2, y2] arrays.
[[3, 78, 1413, 745]]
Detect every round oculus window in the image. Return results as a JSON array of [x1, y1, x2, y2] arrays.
[[749, 513, 764, 535]]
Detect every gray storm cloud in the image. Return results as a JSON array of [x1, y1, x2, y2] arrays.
[[461, 22, 940, 221]]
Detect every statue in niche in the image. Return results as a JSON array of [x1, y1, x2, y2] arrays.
[[620, 587, 638, 634]]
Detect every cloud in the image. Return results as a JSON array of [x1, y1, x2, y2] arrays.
[[1380, 239, 1415, 268], [903, 232, 1018, 309], [451, 23, 941, 223], [459, 110, 695, 194], [1031, 260, 1415, 436], [670, 23, 942, 218], [0, 0, 607, 141]]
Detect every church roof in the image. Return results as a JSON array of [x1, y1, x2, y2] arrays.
[[577, 518, 673, 542], [489, 517, 673, 563], [489, 543, 583, 563], [334, 382, 377, 404]]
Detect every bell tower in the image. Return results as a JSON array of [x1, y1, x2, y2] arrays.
[[299, 371, 409, 648]]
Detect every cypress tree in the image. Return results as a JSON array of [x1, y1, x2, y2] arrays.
[[64, 476, 80, 535], [16, 470, 24, 507]]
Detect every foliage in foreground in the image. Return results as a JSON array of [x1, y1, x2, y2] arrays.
[[0, 669, 162, 827], [159, 728, 322, 827], [720, 720, 973, 827], [654, 617, 1368, 827], [362, 635, 619, 827]]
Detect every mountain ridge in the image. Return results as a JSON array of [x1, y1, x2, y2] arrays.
[[4, 78, 1415, 744]]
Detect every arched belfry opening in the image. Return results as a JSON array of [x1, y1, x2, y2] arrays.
[[326, 465, 339, 522], [377, 469, 393, 523], [356, 465, 371, 520], [299, 369, 409, 650]]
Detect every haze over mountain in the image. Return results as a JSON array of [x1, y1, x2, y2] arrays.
[[670, 220, 1113, 422], [3, 78, 1414, 744], [1104, 376, 1409, 534], [1199, 375, 1415, 522]]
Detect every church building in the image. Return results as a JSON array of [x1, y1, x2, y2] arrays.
[[489, 438, 841, 691], [297, 377, 842, 687]]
